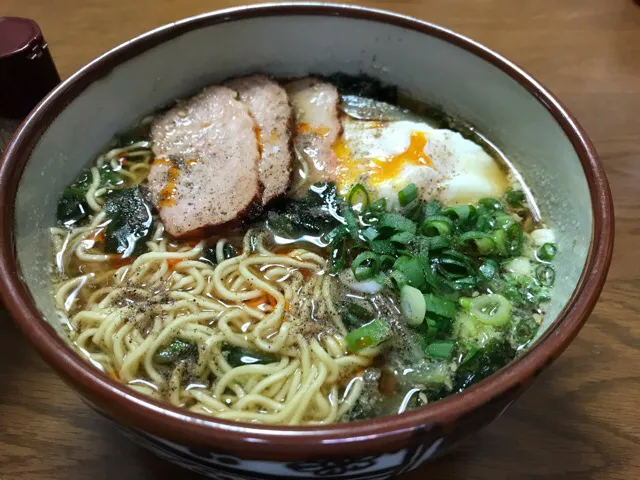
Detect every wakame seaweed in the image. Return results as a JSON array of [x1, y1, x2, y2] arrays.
[[57, 164, 125, 225], [154, 339, 198, 365], [266, 182, 343, 238], [323, 73, 398, 104], [222, 345, 278, 367], [103, 186, 153, 257]]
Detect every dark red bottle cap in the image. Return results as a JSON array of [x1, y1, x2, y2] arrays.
[[0, 17, 60, 119]]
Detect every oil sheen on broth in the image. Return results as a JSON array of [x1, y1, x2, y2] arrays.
[[50, 74, 557, 425]]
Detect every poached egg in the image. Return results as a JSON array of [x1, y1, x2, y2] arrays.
[[334, 115, 509, 208]]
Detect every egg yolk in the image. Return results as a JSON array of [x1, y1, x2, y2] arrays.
[[297, 123, 331, 137], [334, 131, 433, 193], [370, 131, 432, 184]]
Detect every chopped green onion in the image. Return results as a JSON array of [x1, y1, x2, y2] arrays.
[[395, 257, 426, 290], [536, 265, 556, 286], [425, 341, 454, 359], [370, 239, 395, 255], [378, 254, 395, 269], [478, 259, 498, 281], [378, 213, 417, 234], [494, 213, 515, 229], [505, 223, 524, 256], [403, 360, 450, 385], [401, 285, 427, 326], [457, 231, 496, 255], [505, 189, 525, 207], [368, 198, 387, 212], [346, 318, 390, 353], [329, 229, 348, 272], [469, 294, 511, 326], [502, 284, 520, 302], [352, 251, 379, 281], [347, 183, 370, 212], [478, 197, 503, 211], [434, 254, 473, 280], [453, 276, 478, 291], [459, 297, 473, 310], [343, 207, 359, 239], [423, 215, 453, 237], [343, 302, 374, 328], [491, 229, 508, 256], [390, 269, 408, 289], [475, 214, 495, 232], [538, 242, 557, 261], [362, 226, 379, 241], [475, 236, 496, 254], [443, 205, 476, 223], [389, 231, 413, 245], [424, 293, 457, 319], [398, 183, 418, 206], [424, 200, 442, 217], [428, 236, 451, 251], [459, 343, 479, 366]]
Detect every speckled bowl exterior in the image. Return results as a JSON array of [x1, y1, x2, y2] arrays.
[[0, 4, 613, 480]]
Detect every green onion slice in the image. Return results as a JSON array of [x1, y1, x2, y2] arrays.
[[494, 213, 515, 229], [401, 285, 427, 326], [398, 183, 418, 207], [362, 226, 379, 241], [370, 239, 395, 255], [459, 297, 473, 310], [423, 215, 454, 237], [379, 213, 417, 234], [368, 197, 387, 212], [395, 257, 426, 290], [343, 207, 360, 239], [469, 294, 512, 326], [434, 254, 473, 280], [538, 242, 557, 261], [352, 251, 379, 281], [458, 231, 496, 255], [505, 189, 525, 207], [346, 318, 390, 353], [536, 264, 556, 286], [389, 231, 414, 245], [424, 293, 457, 319], [491, 229, 508, 256], [478, 259, 498, 281], [505, 223, 524, 256], [443, 205, 476, 223], [378, 254, 395, 270], [425, 341, 455, 359], [347, 183, 370, 212], [329, 230, 348, 272], [475, 214, 496, 232], [478, 197, 504, 211]]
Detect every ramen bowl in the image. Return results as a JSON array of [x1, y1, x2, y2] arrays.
[[0, 3, 613, 479]]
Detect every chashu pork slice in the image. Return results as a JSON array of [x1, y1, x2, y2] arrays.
[[285, 77, 341, 186], [225, 74, 293, 205], [148, 85, 261, 238]]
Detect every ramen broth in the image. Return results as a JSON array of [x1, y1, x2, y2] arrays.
[[50, 74, 556, 424]]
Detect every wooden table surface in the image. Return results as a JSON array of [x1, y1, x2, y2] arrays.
[[1, 0, 639, 479]]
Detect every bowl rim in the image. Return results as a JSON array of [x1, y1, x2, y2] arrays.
[[0, 2, 614, 458]]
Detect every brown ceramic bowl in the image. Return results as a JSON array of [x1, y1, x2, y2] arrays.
[[0, 4, 613, 479]]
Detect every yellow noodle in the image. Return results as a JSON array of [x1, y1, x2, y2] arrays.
[[51, 146, 377, 425]]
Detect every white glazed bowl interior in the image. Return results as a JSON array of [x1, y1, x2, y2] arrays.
[[16, 11, 590, 344]]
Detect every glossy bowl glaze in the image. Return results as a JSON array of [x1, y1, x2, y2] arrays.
[[0, 4, 613, 479]]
